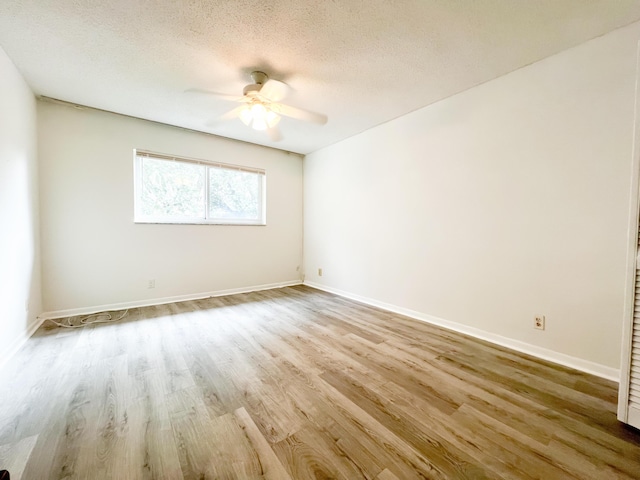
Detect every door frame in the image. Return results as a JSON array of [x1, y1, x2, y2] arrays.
[[618, 39, 640, 423]]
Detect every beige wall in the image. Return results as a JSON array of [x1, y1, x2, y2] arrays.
[[38, 102, 303, 314], [0, 46, 42, 366], [304, 22, 640, 375], [7, 20, 639, 377]]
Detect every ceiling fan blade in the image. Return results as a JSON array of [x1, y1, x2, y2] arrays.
[[259, 79, 289, 102], [202, 105, 248, 128], [271, 103, 327, 125], [219, 105, 247, 120], [184, 88, 248, 102], [267, 126, 283, 142]]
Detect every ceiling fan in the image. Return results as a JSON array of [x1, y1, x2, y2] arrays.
[[190, 71, 328, 141]]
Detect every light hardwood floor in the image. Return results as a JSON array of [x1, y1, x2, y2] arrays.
[[1, 285, 639, 479]]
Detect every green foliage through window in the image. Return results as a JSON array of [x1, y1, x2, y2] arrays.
[[135, 153, 265, 225], [209, 168, 260, 220], [141, 159, 205, 218]]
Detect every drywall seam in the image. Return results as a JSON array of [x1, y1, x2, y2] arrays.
[[39, 280, 302, 320], [305, 281, 620, 382]]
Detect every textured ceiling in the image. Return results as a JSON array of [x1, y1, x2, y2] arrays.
[[1, 1, 640, 154]]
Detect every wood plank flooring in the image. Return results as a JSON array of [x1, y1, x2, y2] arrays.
[[1, 285, 639, 479]]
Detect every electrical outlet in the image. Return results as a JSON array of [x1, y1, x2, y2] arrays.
[[318, 268, 323, 277], [148, 279, 155, 289], [534, 315, 545, 330]]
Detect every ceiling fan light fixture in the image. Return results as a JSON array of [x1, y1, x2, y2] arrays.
[[266, 110, 280, 128], [239, 107, 253, 126], [240, 102, 280, 131], [251, 103, 268, 130]]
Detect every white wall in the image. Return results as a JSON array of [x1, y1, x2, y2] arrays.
[[38, 102, 303, 314], [304, 22, 640, 374], [0, 47, 42, 366]]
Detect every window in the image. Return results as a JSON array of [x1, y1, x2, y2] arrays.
[[134, 150, 265, 225]]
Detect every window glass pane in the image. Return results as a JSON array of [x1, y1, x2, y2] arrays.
[[209, 168, 261, 220], [141, 158, 205, 218]]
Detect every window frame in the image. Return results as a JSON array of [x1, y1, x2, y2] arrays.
[[133, 149, 266, 226]]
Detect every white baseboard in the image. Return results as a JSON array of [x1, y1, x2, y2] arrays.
[[0, 316, 46, 373], [304, 281, 620, 382], [39, 280, 303, 320], [3, 281, 301, 373]]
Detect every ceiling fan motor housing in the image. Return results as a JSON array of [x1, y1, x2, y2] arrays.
[[250, 71, 268, 85], [243, 84, 262, 96], [243, 71, 269, 96]]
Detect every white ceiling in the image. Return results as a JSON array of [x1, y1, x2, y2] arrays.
[[1, 1, 640, 155]]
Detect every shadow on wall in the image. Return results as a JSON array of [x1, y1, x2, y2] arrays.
[[0, 145, 42, 369]]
